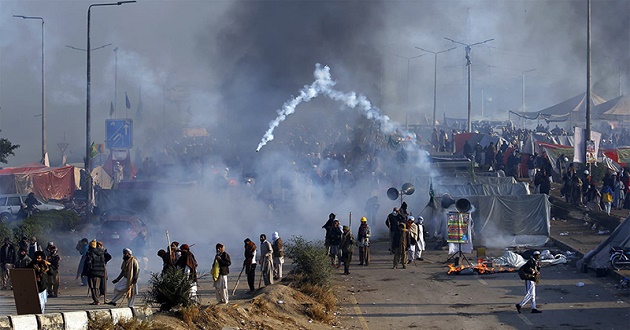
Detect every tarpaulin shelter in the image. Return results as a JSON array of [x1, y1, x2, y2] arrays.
[[452, 194, 550, 248], [453, 133, 507, 155], [436, 182, 530, 196], [596, 95, 630, 121], [510, 92, 607, 122], [578, 215, 630, 270], [0, 164, 77, 201]]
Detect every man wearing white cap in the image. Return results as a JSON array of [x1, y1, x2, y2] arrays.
[[107, 248, 139, 307], [516, 251, 542, 314]]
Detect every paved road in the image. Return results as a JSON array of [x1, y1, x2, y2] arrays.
[[335, 239, 630, 330]]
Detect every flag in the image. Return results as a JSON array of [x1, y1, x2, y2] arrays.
[[429, 179, 434, 198], [125, 92, 131, 109], [90, 142, 98, 158], [110, 101, 114, 117]]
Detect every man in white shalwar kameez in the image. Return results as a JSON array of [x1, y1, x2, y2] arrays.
[[107, 248, 139, 307]]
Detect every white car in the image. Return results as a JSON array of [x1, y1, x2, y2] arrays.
[[0, 193, 65, 222]]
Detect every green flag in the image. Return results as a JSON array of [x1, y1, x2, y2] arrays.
[[90, 142, 98, 158]]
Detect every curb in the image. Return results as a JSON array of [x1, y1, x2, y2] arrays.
[[1, 306, 153, 330]]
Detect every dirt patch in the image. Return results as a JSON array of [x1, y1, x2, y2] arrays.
[[151, 284, 337, 329]]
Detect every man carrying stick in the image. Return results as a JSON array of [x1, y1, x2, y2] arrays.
[[107, 248, 139, 307]]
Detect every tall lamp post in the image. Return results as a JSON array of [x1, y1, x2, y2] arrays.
[[394, 54, 424, 129], [415, 46, 456, 129], [86, 1, 135, 210], [444, 37, 494, 132], [13, 15, 47, 165]]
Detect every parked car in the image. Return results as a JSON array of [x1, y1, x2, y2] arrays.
[[97, 208, 148, 251], [0, 193, 65, 222]]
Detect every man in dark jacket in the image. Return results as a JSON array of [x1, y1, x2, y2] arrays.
[[84, 241, 107, 305], [16, 247, 31, 268], [516, 251, 542, 314], [214, 243, 231, 304], [327, 220, 342, 267], [392, 223, 408, 269], [0, 238, 16, 290], [45, 242, 61, 297]]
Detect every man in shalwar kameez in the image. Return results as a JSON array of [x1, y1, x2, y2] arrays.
[[107, 248, 139, 307]]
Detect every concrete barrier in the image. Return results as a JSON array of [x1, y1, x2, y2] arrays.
[[36, 313, 64, 330], [8, 315, 37, 329], [86, 309, 112, 324], [61, 311, 89, 330], [0, 316, 11, 330], [3, 306, 153, 329], [110, 308, 133, 324], [131, 306, 153, 321]]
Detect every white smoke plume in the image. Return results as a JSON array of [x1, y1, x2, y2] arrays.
[[256, 64, 407, 152]]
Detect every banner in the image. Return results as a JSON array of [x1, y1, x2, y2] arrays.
[[447, 212, 470, 243], [573, 127, 601, 163]]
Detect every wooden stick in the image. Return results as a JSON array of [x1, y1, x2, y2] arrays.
[[232, 265, 245, 295]]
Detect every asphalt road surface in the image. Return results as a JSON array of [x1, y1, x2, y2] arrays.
[[334, 239, 630, 330]]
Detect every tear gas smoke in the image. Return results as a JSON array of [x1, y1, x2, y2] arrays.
[[256, 64, 409, 152]]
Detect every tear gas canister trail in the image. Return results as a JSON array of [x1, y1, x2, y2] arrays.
[[255, 63, 413, 152]]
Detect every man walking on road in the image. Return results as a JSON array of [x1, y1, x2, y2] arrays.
[[516, 251, 542, 314], [357, 217, 371, 266], [107, 248, 139, 307], [340, 225, 355, 275]]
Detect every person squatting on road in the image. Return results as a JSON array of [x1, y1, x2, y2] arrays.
[[243, 238, 257, 293], [175, 244, 198, 301], [357, 217, 371, 266], [516, 251, 542, 314], [0, 238, 17, 290], [28, 250, 51, 313], [271, 232, 284, 281], [107, 248, 139, 307], [340, 225, 355, 275], [259, 234, 274, 286], [327, 219, 343, 267], [213, 243, 231, 304], [392, 223, 408, 269], [45, 242, 61, 298]]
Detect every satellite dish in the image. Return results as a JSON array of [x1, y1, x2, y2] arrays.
[[401, 183, 415, 195], [387, 187, 400, 201]]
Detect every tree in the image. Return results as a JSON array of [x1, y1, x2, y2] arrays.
[[0, 132, 19, 164]]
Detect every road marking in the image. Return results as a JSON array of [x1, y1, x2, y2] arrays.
[[349, 293, 370, 330], [475, 275, 487, 286], [518, 313, 534, 326]]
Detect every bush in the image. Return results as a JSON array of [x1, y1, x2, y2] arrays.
[[12, 210, 79, 246], [285, 236, 332, 287], [87, 317, 160, 330], [0, 222, 12, 241], [145, 267, 195, 311]]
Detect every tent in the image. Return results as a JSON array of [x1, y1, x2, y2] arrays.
[[436, 182, 530, 196], [578, 216, 630, 270], [597, 95, 630, 121], [0, 164, 77, 201], [510, 92, 607, 122]]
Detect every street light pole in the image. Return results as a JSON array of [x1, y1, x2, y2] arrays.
[[445, 37, 494, 132], [113, 47, 118, 118], [86, 1, 135, 210], [415, 46, 456, 130], [585, 0, 592, 164], [394, 54, 424, 130], [13, 15, 47, 165]]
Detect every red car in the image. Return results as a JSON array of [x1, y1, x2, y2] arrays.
[[97, 209, 148, 251]]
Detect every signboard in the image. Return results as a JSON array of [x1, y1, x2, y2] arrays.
[[106, 119, 133, 149], [447, 212, 470, 243], [10, 268, 42, 315]]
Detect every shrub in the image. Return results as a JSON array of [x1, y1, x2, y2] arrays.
[[12, 210, 79, 247], [0, 222, 12, 241], [145, 267, 195, 311], [87, 317, 160, 330], [285, 236, 332, 287]]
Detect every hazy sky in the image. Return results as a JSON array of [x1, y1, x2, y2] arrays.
[[0, 0, 628, 167]]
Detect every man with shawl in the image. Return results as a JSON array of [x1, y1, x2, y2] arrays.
[[107, 248, 139, 307]]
